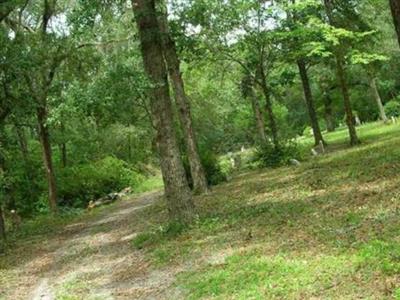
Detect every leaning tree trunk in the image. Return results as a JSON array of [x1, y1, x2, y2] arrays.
[[324, 0, 359, 146], [258, 67, 280, 149], [323, 91, 336, 132], [0, 207, 5, 252], [249, 88, 268, 146], [369, 77, 388, 123], [297, 59, 326, 146], [37, 104, 58, 213], [158, 10, 208, 194], [335, 55, 360, 145], [390, 0, 400, 48], [132, 0, 194, 222]]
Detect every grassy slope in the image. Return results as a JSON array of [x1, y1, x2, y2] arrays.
[[2, 122, 400, 299], [136, 122, 400, 299]]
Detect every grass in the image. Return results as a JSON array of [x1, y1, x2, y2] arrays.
[[134, 174, 164, 194], [2, 121, 400, 299], [134, 121, 400, 299]]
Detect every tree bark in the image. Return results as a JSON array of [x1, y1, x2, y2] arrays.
[[249, 88, 268, 146], [324, 0, 360, 146], [297, 59, 326, 146], [369, 77, 388, 123], [158, 8, 208, 194], [0, 206, 5, 252], [60, 122, 67, 168], [258, 66, 280, 149], [323, 91, 336, 132], [132, 0, 194, 222], [335, 55, 360, 145], [37, 105, 58, 213], [15, 125, 29, 161], [390, 0, 400, 48]]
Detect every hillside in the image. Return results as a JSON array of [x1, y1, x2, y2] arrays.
[[1, 122, 400, 299]]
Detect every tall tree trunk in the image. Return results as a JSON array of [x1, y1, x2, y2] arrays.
[[323, 91, 336, 132], [249, 88, 268, 146], [0, 206, 5, 252], [15, 125, 29, 161], [37, 105, 58, 213], [132, 0, 194, 222], [60, 122, 67, 168], [324, 0, 360, 146], [158, 9, 208, 194], [258, 67, 279, 149], [60, 142, 67, 168], [390, 0, 400, 48], [297, 59, 325, 146], [369, 77, 388, 123], [335, 55, 360, 145]]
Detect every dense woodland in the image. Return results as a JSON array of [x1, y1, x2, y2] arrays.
[[1, 0, 400, 249]]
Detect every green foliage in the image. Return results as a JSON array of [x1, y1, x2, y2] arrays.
[[58, 157, 144, 207], [254, 142, 301, 168], [384, 98, 400, 117], [183, 148, 228, 188], [201, 150, 228, 186]]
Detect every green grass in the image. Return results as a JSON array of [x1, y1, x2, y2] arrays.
[[2, 121, 400, 299], [134, 174, 164, 194], [135, 122, 400, 299]]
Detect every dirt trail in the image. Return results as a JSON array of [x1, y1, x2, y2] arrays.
[[4, 191, 181, 300]]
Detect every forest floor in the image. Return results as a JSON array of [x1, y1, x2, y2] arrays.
[[2, 122, 400, 299]]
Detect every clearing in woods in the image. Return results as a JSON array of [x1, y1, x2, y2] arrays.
[[1, 122, 400, 299]]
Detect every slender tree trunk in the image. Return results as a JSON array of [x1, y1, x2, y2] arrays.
[[390, 0, 400, 48], [0, 206, 5, 252], [36, 105, 58, 213], [335, 55, 360, 145], [0, 131, 7, 251], [323, 91, 336, 132], [324, 0, 359, 146], [297, 59, 325, 146], [60, 122, 67, 168], [249, 88, 268, 146], [132, 0, 194, 222], [15, 125, 29, 161], [258, 67, 279, 149], [60, 143, 67, 168], [158, 9, 208, 194], [369, 77, 388, 123]]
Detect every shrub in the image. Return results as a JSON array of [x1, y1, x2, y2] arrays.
[[384, 99, 400, 118], [58, 156, 144, 207], [183, 149, 228, 188], [254, 141, 301, 168], [302, 126, 313, 137]]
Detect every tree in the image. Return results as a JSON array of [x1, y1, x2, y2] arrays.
[[389, 0, 400, 47], [297, 58, 325, 145], [132, 0, 194, 222], [241, 75, 268, 146], [157, 2, 208, 194], [323, 0, 360, 146], [281, 0, 326, 146]]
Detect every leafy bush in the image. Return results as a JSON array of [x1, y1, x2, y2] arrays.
[[201, 150, 228, 186], [183, 149, 228, 188], [58, 156, 144, 207], [302, 126, 313, 137], [254, 142, 301, 168], [384, 99, 400, 118]]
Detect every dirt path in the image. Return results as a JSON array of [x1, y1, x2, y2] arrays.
[[4, 191, 181, 300]]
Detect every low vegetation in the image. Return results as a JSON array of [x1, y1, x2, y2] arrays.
[[130, 122, 400, 299]]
